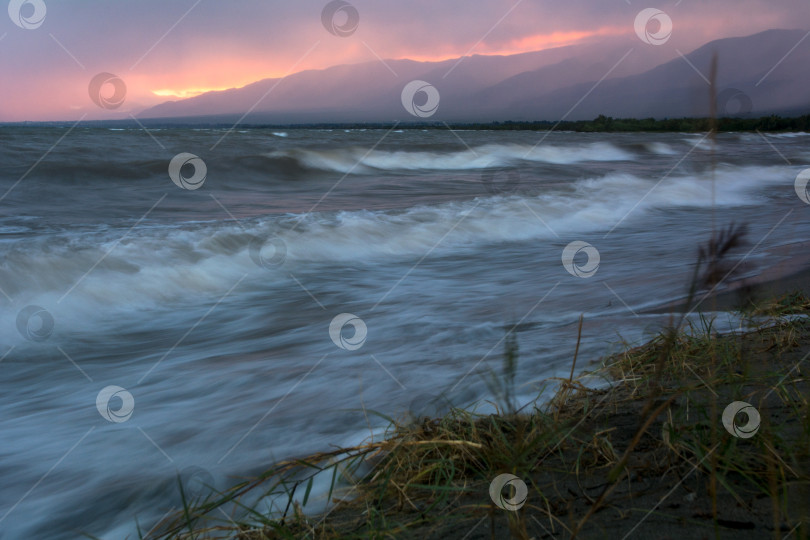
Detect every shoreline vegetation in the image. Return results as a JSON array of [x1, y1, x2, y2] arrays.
[[143, 235, 810, 539], [6, 113, 810, 133]]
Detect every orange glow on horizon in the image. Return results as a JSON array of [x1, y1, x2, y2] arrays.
[[392, 27, 627, 62], [147, 28, 627, 103], [505, 27, 626, 53], [152, 87, 238, 99]]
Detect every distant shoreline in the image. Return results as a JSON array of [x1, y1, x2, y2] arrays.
[[2, 112, 810, 133]]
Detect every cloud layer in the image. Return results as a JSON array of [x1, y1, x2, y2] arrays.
[[1, 0, 808, 120]]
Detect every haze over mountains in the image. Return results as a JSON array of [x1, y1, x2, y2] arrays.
[[139, 29, 810, 123]]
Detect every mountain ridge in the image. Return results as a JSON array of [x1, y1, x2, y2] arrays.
[[139, 29, 810, 123]]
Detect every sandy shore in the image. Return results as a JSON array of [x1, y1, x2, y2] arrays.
[[646, 240, 810, 314], [304, 263, 810, 538], [151, 253, 810, 539]]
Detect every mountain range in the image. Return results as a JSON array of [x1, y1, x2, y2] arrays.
[[139, 29, 810, 123]]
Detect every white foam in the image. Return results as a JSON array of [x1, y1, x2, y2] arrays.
[[765, 132, 810, 138], [681, 135, 714, 150], [266, 142, 634, 174], [0, 164, 793, 342], [645, 142, 677, 155]]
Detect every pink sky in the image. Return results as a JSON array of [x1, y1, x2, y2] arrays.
[[1, 0, 807, 121]]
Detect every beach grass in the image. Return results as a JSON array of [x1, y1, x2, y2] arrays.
[[140, 286, 810, 539]]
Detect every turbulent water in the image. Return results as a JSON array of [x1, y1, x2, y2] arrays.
[[0, 126, 808, 539]]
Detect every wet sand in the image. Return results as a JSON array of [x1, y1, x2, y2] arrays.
[[646, 239, 810, 314]]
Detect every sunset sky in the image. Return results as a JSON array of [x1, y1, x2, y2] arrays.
[[1, 0, 808, 121]]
